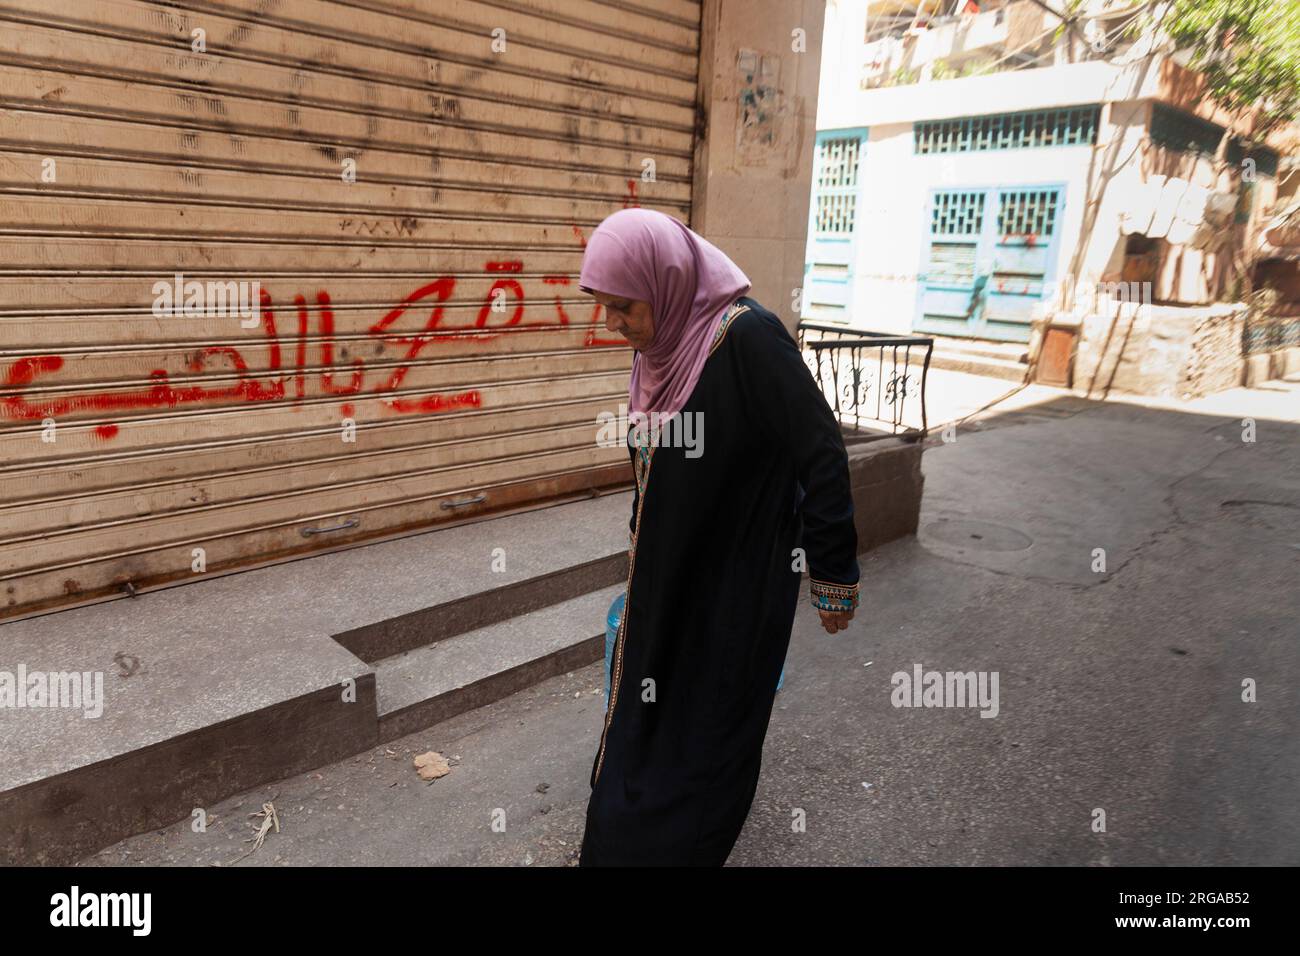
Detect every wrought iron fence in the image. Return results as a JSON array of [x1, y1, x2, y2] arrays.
[[796, 322, 933, 438]]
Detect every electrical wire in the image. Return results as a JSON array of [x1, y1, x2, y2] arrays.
[[993, 0, 1155, 73]]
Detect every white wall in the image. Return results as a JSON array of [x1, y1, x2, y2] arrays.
[[821, 56, 1160, 130]]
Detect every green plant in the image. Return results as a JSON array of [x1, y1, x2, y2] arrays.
[[931, 59, 958, 81], [1158, 0, 1300, 143], [885, 66, 919, 87]]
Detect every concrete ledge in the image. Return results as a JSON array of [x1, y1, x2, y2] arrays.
[[847, 437, 925, 554], [0, 492, 632, 866], [1244, 348, 1300, 387], [375, 586, 620, 741], [1244, 353, 1274, 388], [1, 675, 377, 866], [381, 637, 603, 744], [1284, 346, 1300, 378], [930, 355, 1028, 382], [336, 553, 627, 663]]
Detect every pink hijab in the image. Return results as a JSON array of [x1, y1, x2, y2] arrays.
[[579, 209, 751, 417]]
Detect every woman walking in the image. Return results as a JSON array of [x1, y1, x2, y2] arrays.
[[578, 208, 860, 866]]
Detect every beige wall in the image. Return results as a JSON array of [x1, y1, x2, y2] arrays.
[[691, 0, 825, 335]]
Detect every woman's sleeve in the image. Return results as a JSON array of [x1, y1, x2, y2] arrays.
[[733, 312, 860, 612]]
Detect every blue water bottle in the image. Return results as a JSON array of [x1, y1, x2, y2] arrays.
[[605, 592, 625, 704]]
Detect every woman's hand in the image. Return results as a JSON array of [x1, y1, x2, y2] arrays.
[[817, 607, 854, 634]]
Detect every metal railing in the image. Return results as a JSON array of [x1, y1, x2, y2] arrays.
[[796, 322, 933, 438]]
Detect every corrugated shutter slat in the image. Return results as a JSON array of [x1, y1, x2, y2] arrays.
[[0, 0, 700, 618]]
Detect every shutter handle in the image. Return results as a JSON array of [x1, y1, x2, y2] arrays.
[[440, 494, 487, 510], [301, 517, 360, 537]]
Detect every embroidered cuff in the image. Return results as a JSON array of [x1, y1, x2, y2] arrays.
[[810, 578, 860, 612]]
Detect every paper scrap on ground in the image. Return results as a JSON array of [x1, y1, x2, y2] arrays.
[[414, 751, 451, 781]]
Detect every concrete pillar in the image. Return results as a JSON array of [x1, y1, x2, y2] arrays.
[[691, 0, 825, 336]]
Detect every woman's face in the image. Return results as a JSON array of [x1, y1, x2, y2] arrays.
[[590, 291, 655, 351]]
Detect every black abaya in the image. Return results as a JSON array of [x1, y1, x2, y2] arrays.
[[579, 296, 860, 866]]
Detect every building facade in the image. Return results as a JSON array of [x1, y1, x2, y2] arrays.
[[804, 0, 1295, 393]]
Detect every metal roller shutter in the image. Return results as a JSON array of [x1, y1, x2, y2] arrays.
[[0, 0, 701, 619]]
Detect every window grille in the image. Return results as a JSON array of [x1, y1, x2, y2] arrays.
[[931, 190, 986, 236], [915, 106, 1100, 154], [997, 189, 1059, 238]]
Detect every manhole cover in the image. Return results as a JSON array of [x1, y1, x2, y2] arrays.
[[922, 518, 1033, 552]]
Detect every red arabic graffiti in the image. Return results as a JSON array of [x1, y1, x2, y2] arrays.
[[1, 260, 617, 437]]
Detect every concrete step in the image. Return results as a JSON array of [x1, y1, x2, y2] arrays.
[[376, 584, 624, 742], [931, 337, 1029, 362], [928, 353, 1028, 382], [928, 337, 1029, 383], [0, 490, 632, 865]]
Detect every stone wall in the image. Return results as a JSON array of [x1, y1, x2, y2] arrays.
[[1182, 309, 1251, 396], [1071, 301, 1250, 399]]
